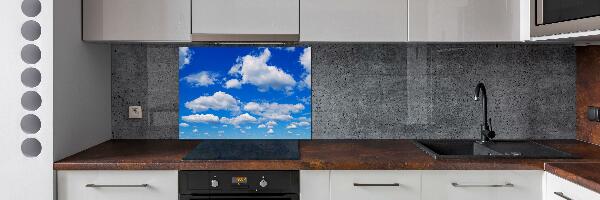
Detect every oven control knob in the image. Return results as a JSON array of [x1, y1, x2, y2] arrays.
[[259, 179, 268, 188], [210, 179, 219, 188]]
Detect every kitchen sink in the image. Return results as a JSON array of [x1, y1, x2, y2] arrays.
[[413, 140, 576, 160]]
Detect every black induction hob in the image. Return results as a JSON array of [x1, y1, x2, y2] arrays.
[[182, 140, 300, 160]]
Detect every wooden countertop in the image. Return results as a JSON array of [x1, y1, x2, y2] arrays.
[[54, 139, 600, 194], [54, 139, 600, 170], [545, 162, 600, 194]]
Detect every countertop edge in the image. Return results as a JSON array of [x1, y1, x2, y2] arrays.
[[545, 162, 600, 194]]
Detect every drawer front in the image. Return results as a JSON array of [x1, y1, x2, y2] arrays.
[[57, 170, 178, 200], [422, 170, 543, 200], [330, 170, 421, 200], [546, 172, 600, 200]]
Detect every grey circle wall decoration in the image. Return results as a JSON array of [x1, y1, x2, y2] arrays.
[[20, 114, 41, 134], [21, 44, 41, 64], [21, 0, 41, 17], [21, 91, 42, 111], [21, 20, 41, 41], [21, 68, 41, 88], [21, 138, 42, 157]]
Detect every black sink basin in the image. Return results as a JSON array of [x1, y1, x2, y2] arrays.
[[413, 140, 577, 160]]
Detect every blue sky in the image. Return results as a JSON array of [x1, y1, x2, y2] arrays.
[[179, 47, 311, 139]]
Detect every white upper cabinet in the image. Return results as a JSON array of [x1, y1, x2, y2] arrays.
[[300, 0, 408, 42], [82, 0, 191, 42], [409, 0, 530, 42], [191, 0, 299, 41]]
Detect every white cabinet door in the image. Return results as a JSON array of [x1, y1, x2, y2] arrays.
[[300, 170, 330, 200], [330, 170, 420, 200], [300, 0, 408, 42], [409, 0, 529, 42], [545, 172, 600, 200], [192, 0, 299, 41], [82, 0, 191, 42], [57, 170, 178, 200], [422, 170, 543, 200]]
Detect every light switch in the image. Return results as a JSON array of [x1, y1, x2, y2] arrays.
[[129, 106, 143, 119]]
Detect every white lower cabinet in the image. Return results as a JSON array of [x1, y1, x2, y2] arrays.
[[300, 170, 331, 200], [422, 170, 543, 200], [545, 172, 600, 200], [57, 170, 178, 200], [330, 170, 421, 200]]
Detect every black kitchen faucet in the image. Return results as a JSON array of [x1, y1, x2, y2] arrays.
[[474, 82, 495, 143]]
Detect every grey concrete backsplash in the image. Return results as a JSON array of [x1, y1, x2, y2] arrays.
[[112, 44, 576, 139]]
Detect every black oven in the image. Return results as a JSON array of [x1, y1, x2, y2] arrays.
[[179, 171, 299, 200]]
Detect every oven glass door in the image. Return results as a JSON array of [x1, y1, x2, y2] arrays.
[[538, 0, 600, 25]]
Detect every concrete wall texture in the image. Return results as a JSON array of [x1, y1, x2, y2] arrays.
[[112, 43, 576, 139]]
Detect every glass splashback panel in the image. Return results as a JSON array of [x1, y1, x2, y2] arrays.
[[179, 47, 311, 139]]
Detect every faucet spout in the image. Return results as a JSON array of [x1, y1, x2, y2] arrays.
[[474, 83, 495, 143]]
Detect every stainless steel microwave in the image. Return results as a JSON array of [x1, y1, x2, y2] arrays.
[[532, 0, 600, 37]]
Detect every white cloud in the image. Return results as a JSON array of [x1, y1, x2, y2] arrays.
[[183, 71, 218, 87], [286, 120, 310, 129], [179, 123, 189, 127], [220, 113, 257, 128], [299, 47, 311, 88], [228, 48, 296, 92], [182, 114, 220, 123], [286, 123, 297, 129], [244, 102, 305, 121], [185, 91, 240, 112], [273, 47, 296, 52], [192, 129, 198, 133], [204, 132, 209, 135], [240, 129, 246, 134], [218, 130, 225, 134], [228, 62, 241, 76], [258, 120, 277, 129], [245, 126, 252, 130], [298, 117, 311, 121], [266, 120, 277, 129], [299, 96, 311, 105], [267, 129, 274, 134], [224, 79, 242, 89], [179, 47, 193, 69], [222, 125, 228, 127], [297, 121, 310, 126], [300, 48, 311, 73]]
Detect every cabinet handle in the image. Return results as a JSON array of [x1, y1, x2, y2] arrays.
[[85, 184, 149, 188], [553, 192, 573, 200], [353, 183, 400, 187], [451, 182, 514, 188]]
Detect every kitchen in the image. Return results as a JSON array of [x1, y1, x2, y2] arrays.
[[2, 0, 600, 200]]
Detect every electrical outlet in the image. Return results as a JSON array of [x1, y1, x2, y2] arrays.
[[129, 106, 143, 119]]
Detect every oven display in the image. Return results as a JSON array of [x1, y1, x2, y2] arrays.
[[232, 176, 248, 185]]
